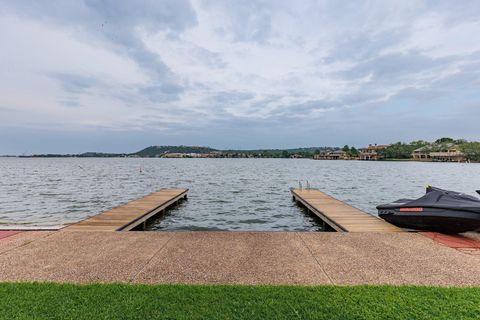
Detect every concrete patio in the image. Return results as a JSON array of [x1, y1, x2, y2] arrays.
[[0, 231, 479, 286]]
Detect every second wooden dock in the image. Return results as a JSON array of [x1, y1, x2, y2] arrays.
[[292, 188, 402, 232], [63, 188, 188, 232]]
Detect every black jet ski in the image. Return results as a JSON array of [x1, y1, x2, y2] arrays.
[[377, 186, 480, 233]]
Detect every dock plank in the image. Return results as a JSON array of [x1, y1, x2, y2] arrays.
[[63, 188, 188, 232], [291, 188, 401, 232]]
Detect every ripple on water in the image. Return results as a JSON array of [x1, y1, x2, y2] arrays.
[[239, 219, 268, 224], [251, 199, 267, 204], [1, 158, 480, 231]]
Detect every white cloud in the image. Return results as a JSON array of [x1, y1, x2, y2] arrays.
[[1, 0, 480, 152]]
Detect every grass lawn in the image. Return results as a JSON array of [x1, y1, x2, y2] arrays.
[[0, 283, 478, 319]]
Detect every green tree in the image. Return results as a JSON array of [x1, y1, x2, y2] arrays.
[[410, 140, 430, 149], [350, 146, 359, 157], [378, 142, 416, 159], [435, 137, 454, 144], [460, 142, 480, 161]]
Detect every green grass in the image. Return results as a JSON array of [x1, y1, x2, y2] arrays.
[[0, 283, 478, 319]]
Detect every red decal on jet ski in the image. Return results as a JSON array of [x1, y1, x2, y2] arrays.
[[399, 207, 424, 212]]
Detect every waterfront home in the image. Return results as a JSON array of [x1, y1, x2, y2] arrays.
[[430, 148, 466, 162], [359, 144, 389, 160], [290, 153, 303, 159], [314, 150, 347, 160], [162, 152, 215, 158], [411, 144, 466, 162], [412, 146, 430, 160]]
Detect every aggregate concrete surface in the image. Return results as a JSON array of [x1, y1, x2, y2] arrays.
[[0, 231, 478, 286]]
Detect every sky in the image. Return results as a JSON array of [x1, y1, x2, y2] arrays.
[[1, 0, 480, 154]]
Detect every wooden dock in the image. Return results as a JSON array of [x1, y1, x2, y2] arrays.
[[291, 188, 402, 232], [63, 188, 188, 232]]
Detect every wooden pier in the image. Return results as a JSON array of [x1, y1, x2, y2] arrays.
[[63, 188, 188, 232], [291, 188, 401, 232]]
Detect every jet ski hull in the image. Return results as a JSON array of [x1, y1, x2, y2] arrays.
[[377, 186, 480, 233], [378, 207, 480, 233]]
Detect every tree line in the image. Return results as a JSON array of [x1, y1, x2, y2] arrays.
[[376, 138, 480, 161]]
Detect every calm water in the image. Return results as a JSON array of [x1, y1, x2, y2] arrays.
[[0, 158, 479, 231]]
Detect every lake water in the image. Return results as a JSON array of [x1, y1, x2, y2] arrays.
[[0, 158, 479, 231]]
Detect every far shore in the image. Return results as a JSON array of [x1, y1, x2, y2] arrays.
[[1, 155, 478, 163]]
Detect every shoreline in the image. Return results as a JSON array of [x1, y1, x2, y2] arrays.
[[2, 156, 478, 163]]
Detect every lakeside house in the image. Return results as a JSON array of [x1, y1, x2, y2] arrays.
[[411, 146, 430, 160], [412, 144, 466, 162], [290, 153, 304, 159], [162, 152, 216, 158], [314, 150, 348, 160], [359, 144, 389, 160]]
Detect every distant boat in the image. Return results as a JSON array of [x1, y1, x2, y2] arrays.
[[377, 186, 480, 233]]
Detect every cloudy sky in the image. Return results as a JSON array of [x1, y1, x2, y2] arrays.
[[1, 0, 480, 154]]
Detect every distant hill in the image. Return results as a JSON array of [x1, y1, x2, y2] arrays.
[[133, 145, 217, 157], [22, 145, 334, 158]]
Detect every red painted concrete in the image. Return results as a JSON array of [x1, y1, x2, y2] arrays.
[[420, 232, 480, 249], [0, 231, 21, 240]]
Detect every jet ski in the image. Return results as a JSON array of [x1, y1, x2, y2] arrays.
[[377, 186, 480, 233]]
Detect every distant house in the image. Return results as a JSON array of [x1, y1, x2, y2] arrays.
[[430, 150, 466, 162], [162, 153, 186, 158], [314, 150, 347, 160], [290, 154, 303, 159], [162, 152, 215, 158], [411, 144, 466, 162], [359, 144, 389, 160], [430, 144, 466, 162], [412, 146, 430, 160]]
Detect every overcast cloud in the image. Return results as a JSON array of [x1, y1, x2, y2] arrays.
[[1, 0, 480, 153]]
